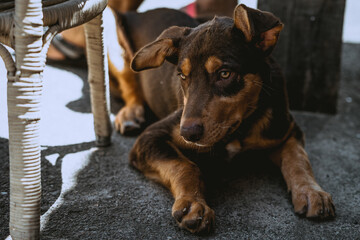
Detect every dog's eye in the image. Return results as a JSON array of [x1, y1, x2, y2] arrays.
[[219, 71, 231, 79], [178, 73, 186, 80], [220, 71, 230, 79]]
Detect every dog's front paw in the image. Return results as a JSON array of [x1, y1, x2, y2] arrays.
[[172, 197, 214, 234], [292, 185, 335, 219], [115, 104, 145, 135]]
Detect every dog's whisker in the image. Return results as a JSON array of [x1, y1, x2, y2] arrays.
[[253, 82, 272, 96]]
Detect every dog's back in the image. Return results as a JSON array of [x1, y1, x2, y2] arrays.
[[123, 8, 198, 51]]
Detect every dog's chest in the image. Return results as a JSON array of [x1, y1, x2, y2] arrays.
[[224, 129, 281, 157]]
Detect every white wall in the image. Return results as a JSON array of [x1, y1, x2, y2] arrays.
[[343, 0, 360, 43]]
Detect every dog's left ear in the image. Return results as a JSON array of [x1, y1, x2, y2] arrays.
[[131, 26, 191, 72], [234, 4, 283, 55]]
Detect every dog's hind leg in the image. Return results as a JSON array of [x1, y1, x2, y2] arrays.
[[107, 8, 145, 134], [270, 133, 335, 219], [129, 110, 215, 233], [109, 58, 145, 134]]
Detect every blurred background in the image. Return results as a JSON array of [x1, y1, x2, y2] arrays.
[[139, 0, 359, 43]]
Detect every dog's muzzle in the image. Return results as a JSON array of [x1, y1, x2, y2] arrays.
[[180, 119, 204, 142]]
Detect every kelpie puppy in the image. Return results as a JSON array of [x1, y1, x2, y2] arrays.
[[116, 5, 335, 233]]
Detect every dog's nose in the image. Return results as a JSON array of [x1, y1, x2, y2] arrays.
[[180, 119, 204, 142]]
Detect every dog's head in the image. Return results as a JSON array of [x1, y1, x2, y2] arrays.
[[131, 4, 283, 147]]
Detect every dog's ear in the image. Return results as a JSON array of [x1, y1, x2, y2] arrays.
[[115, 11, 135, 59], [234, 4, 283, 55], [131, 26, 191, 72]]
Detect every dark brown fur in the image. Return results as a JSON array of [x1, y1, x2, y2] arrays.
[[113, 5, 335, 233]]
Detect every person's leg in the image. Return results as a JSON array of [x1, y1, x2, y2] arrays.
[[47, 0, 144, 61], [47, 25, 86, 60]]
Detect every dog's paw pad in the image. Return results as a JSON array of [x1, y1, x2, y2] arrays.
[[172, 198, 214, 233], [292, 186, 335, 219], [184, 218, 201, 230], [173, 206, 189, 222]]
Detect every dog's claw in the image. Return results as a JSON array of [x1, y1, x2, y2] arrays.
[[292, 186, 335, 219], [172, 197, 214, 234]]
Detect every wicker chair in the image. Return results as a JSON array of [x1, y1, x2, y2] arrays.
[[0, 0, 112, 239]]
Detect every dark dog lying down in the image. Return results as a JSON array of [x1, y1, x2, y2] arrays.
[[112, 4, 335, 233]]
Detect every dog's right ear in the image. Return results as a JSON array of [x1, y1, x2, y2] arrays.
[[131, 26, 191, 72], [234, 4, 283, 55]]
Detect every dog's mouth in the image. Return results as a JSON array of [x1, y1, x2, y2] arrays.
[[193, 142, 209, 147], [181, 136, 211, 148], [180, 120, 241, 148]]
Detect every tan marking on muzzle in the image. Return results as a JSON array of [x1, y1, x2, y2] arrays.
[[181, 58, 191, 76], [205, 56, 223, 74]]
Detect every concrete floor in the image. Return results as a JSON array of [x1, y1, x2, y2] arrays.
[[0, 43, 359, 239]]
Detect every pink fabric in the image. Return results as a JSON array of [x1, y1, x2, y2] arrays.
[[185, 2, 197, 18]]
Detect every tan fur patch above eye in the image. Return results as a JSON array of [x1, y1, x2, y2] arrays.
[[205, 56, 223, 74], [181, 58, 191, 76]]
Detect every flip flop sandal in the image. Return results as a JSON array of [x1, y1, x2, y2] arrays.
[[47, 34, 87, 67]]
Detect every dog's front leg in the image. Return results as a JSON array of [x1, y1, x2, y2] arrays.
[[270, 135, 335, 218], [129, 114, 214, 233]]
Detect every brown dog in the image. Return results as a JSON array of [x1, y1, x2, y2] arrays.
[[112, 5, 335, 233]]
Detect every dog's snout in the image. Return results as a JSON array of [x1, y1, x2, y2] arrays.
[[180, 119, 204, 142]]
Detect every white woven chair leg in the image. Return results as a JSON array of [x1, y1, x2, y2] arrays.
[[84, 12, 112, 147], [8, 0, 44, 239]]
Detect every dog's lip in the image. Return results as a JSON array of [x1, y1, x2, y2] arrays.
[[194, 142, 208, 147], [181, 136, 211, 148]]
